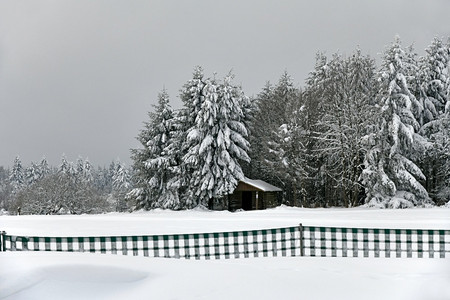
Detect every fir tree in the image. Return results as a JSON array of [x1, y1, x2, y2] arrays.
[[209, 73, 250, 206], [129, 89, 180, 209], [25, 161, 41, 186], [416, 37, 450, 202], [181, 70, 250, 208], [82, 159, 94, 183], [129, 106, 156, 210], [59, 155, 75, 177], [249, 72, 302, 205], [301, 53, 332, 207], [361, 37, 430, 208], [112, 160, 132, 211], [144, 90, 180, 209], [176, 66, 208, 207], [423, 37, 450, 116], [39, 157, 52, 178], [10, 156, 25, 194], [247, 82, 274, 180]]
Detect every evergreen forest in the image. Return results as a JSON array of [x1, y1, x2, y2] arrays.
[[1, 36, 449, 214]]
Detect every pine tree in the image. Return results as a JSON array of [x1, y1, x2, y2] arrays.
[[25, 161, 41, 186], [0, 166, 12, 211], [431, 114, 450, 204], [248, 72, 302, 205], [112, 160, 132, 211], [270, 109, 309, 206], [129, 89, 180, 209], [247, 82, 274, 180], [59, 155, 76, 178], [39, 157, 52, 178], [301, 53, 332, 207], [181, 70, 250, 208], [144, 90, 180, 209], [266, 73, 305, 205], [423, 37, 449, 117], [361, 37, 430, 208], [10, 156, 25, 194], [210, 73, 250, 206], [82, 159, 94, 183], [176, 66, 208, 207], [75, 157, 85, 182], [416, 37, 450, 202], [94, 166, 112, 194]]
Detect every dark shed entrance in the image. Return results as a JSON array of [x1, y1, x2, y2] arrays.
[[228, 178, 282, 211], [242, 191, 253, 210]]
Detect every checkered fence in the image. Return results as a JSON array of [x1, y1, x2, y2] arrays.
[[1, 225, 449, 259], [302, 226, 450, 258], [0, 227, 301, 259]]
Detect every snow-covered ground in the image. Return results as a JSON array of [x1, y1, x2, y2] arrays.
[[1, 207, 450, 300], [2, 206, 450, 236]]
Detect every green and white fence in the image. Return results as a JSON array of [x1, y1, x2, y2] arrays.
[[1, 225, 449, 259], [0, 227, 301, 259], [302, 226, 450, 258]]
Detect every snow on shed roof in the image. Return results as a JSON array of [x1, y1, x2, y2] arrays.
[[241, 177, 282, 192]]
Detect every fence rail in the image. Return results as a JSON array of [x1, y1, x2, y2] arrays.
[[1, 225, 449, 259]]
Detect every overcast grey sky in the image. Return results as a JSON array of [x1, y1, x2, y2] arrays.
[[1, 0, 449, 168]]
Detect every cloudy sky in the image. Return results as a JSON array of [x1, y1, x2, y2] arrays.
[[1, 0, 449, 168]]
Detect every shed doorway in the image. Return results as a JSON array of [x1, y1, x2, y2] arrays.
[[242, 191, 253, 210]]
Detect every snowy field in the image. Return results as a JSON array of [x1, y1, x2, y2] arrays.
[[1, 207, 450, 300]]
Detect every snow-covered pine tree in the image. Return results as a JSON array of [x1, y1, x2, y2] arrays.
[[248, 72, 302, 206], [300, 53, 332, 207], [59, 155, 76, 178], [144, 89, 180, 209], [271, 110, 309, 207], [129, 89, 180, 209], [82, 159, 94, 183], [423, 37, 449, 117], [182, 71, 250, 208], [25, 161, 42, 186], [10, 156, 25, 194], [430, 114, 450, 205], [361, 37, 431, 208], [415, 37, 450, 202], [176, 66, 208, 207], [93, 166, 112, 195], [39, 157, 52, 178], [264, 73, 305, 205], [182, 74, 219, 208], [112, 160, 132, 211], [0, 166, 12, 211], [209, 73, 250, 206], [76, 157, 84, 175], [247, 82, 274, 180], [129, 107, 157, 210]]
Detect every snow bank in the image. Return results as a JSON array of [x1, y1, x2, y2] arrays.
[[1, 252, 450, 300]]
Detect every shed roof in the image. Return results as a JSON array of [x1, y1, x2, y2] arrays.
[[239, 177, 282, 192]]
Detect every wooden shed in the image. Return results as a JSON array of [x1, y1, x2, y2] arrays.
[[228, 178, 282, 211]]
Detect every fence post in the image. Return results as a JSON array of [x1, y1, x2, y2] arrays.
[[299, 224, 304, 257], [1, 231, 6, 252]]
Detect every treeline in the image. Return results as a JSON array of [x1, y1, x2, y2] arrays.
[[1, 36, 449, 214], [248, 37, 449, 208], [0, 155, 132, 214], [130, 36, 450, 210]]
